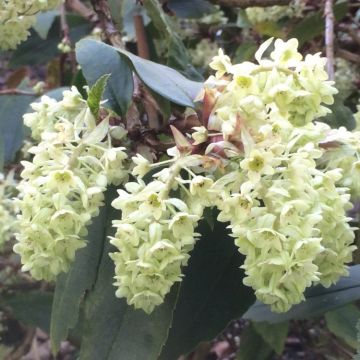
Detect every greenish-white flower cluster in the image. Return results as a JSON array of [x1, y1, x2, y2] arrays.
[[208, 38, 337, 130], [13, 38, 359, 316], [198, 6, 227, 25], [319, 126, 360, 199], [245, 0, 304, 24], [0, 0, 62, 50], [110, 151, 204, 313], [15, 87, 128, 281], [0, 172, 19, 248], [203, 38, 356, 312], [189, 39, 219, 68], [335, 58, 360, 99], [212, 143, 355, 311], [111, 38, 358, 314], [23, 87, 85, 141]]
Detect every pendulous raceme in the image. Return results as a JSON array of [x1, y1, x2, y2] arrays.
[[15, 38, 359, 314], [15, 87, 128, 281]]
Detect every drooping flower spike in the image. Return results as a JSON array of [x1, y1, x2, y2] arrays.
[[15, 87, 128, 281], [110, 38, 357, 314], [15, 38, 359, 315]]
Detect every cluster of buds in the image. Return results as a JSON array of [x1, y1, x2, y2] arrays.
[[57, 39, 72, 54], [0, 0, 61, 50], [15, 87, 128, 281]]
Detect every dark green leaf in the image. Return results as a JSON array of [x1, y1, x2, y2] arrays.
[[143, 0, 203, 80], [236, 323, 273, 360], [33, 10, 59, 39], [244, 265, 360, 323], [234, 43, 257, 63], [108, 0, 124, 28], [50, 194, 110, 353], [87, 74, 111, 117], [159, 216, 255, 360], [167, 0, 216, 18], [79, 189, 179, 360], [106, 288, 179, 360], [203, 207, 215, 231], [254, 21, 283, 37], [167, 42, 203, 81], [319, 94, 355, 130], [80, 210, 254, 360], [119, 47, 203, 107], [253, 321, 289, 355], [355, 320, 360, 359], [2, 291, 53, 333], [149, 89, 172, 120], [10, 15, 92, 67], [72, 70, 88, 99], [76, 40, 133, 116], [0, 94, 35, 162], [77, 40, 203, 108], [325, 304, 360, 349], [236, 9, 251, 29], [289, 1, 348, 46]]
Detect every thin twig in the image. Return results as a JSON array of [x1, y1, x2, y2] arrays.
[[134, 15, 150, 59], [348, 27, 360, 47], [60, 2, 70, 44], [66, 0, 98, 23], [208, 0, 290, 7], [90, 0, 123, 48], [0, 89, 36, 96], [133, 14, 163, 130], [324, 0, 335, 80], [6, 328, 36, 360], [337, 48, 360, 64], [329, 335, 355, 359], [60, 2, 77, 73], [338, 23, 360, 47]]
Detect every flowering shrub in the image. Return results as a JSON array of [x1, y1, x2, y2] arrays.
[[14, 38, 359, 319], [1, 0, 360, 354]]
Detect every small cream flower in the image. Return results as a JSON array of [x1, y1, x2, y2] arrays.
[[209, 49, 232, 78], [240, 149, 275, 183], [47, 170, 76, 195], [270, 38, 302, 67], [192, 126, 208, 145], [132, 154, 151, 178]]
